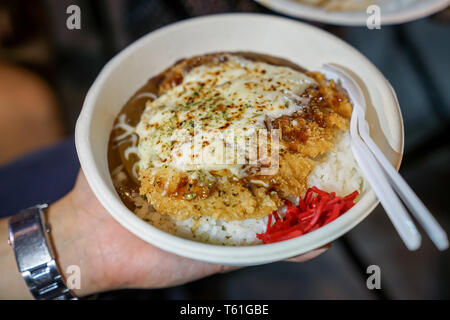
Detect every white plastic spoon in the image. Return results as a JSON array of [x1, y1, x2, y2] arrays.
[[348, 92, 422, 250], [322, 64, 448, 251]]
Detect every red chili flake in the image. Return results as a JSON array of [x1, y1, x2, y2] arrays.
[[256, 187, 359, 244]]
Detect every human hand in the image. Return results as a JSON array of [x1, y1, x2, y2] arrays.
[[48, 170, 329, 297]]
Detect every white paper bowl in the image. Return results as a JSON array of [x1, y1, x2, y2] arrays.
[[255, 0, 450, 26], [75, 13, 404, 266]]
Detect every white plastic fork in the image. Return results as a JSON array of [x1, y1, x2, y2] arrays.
[[322, 64, 448, 251]]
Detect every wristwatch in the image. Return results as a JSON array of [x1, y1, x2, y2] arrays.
[[8, 204, 78, 300]]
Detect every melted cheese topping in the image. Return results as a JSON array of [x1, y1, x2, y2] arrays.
[[136, 55, 316, 178]]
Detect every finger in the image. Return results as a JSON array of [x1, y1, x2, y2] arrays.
[[285, 243, 331, 262], [219, 265, 242, 274]]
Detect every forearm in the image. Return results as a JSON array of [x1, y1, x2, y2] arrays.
[[0, 218, 33, 299]]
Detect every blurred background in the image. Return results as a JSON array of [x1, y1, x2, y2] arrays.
[[0, 0, 449, 299]]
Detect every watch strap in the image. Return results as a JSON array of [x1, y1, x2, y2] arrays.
[[8, 204, 78, 300]]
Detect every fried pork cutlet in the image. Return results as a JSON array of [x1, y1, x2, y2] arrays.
[[134, 53, 352, 221]]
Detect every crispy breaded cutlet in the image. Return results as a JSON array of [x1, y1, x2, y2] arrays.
[[138, 53, 352, 221]]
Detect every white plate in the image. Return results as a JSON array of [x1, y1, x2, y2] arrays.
[[75, 13, 404, 266], [255, 0, 450, 26]]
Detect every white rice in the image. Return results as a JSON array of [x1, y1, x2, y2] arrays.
[[308, 130, 366, 197], [129, 130, 365, 246]]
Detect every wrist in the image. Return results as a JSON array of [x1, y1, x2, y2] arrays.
[[46, 195, 110, 297]]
